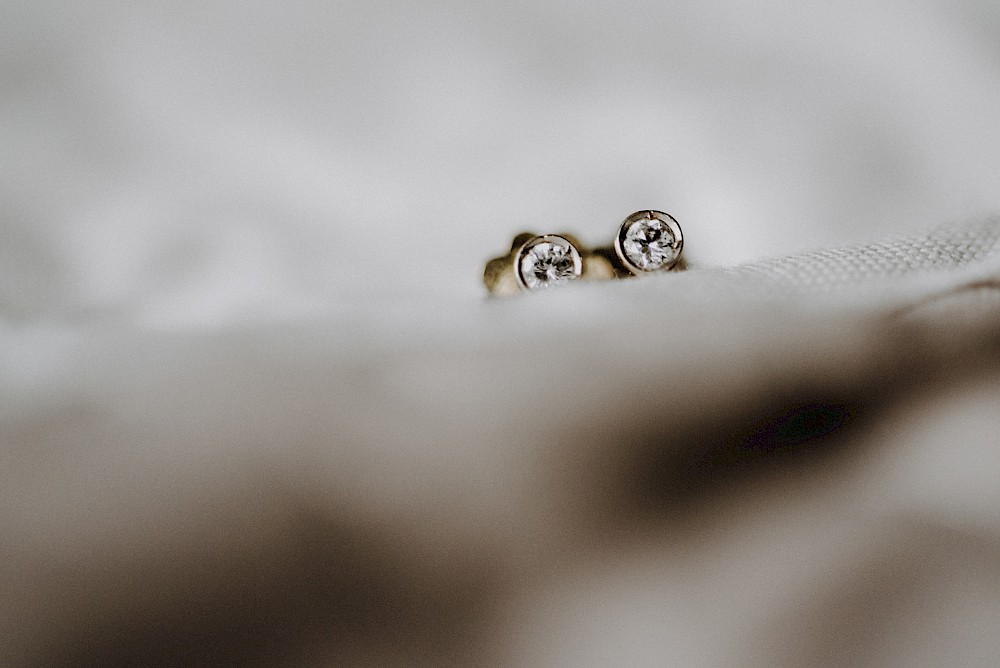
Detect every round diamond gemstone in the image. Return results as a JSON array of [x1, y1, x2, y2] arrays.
[[517, 236, 582, 290], [620, 215, 681, 271]]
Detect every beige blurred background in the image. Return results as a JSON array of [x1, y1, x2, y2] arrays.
[[3, 0, 999, 323]]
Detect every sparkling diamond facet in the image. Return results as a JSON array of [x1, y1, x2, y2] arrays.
[[517, 237, 581, 290], [621, 216, 681, 271]]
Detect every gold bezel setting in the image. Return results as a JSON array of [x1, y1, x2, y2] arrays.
[[514, 234, 584, 291], [613, 210, 684, 274]]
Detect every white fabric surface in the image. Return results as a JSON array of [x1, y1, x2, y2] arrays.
[[2, 1, 1000, 666], [2, 219, 999, 666]]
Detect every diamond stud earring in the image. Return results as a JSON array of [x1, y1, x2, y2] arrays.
[[484, 233, 584, 296], [612, 210, 684, 274], [482, 210, 683, 296]]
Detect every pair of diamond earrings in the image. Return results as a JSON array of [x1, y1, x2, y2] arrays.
[[483, 210, 685, 296]]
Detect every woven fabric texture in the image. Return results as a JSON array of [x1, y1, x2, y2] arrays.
[[727, 216, 1000, 289]]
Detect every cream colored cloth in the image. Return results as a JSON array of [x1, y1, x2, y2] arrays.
[[2, 217, 999, 666]]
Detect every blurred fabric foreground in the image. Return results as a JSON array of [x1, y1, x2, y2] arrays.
[[3, 1, 1000, 666]]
